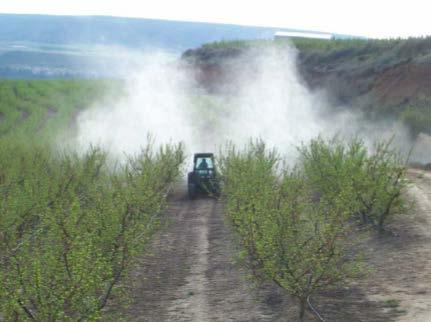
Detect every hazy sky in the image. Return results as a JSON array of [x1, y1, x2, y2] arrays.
[[1, 0, 430, 38]]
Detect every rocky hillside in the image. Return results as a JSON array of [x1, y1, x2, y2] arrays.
[[182, 37, 431, 138]]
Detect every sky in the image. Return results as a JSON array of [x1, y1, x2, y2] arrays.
[[1, 0, 431, 38]]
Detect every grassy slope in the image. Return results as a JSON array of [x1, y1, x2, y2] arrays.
[[182, 37, 431, 137], [0, 79, 122, 142]]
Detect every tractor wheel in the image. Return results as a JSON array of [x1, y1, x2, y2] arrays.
[[188, 183, 196, 199]]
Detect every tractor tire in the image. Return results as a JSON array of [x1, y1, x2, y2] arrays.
[[188, 183, 196, 199]]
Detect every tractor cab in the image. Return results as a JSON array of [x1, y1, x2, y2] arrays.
[[194, 154, 215, 177], [188, 153, 219, 198]]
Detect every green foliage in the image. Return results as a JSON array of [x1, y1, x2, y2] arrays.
[[187, 37, 401, 58], [219, 141, 279, 262], [219, 141, 362, 320], [220, 138, 407, 320], [299, 137, 408, 230], [194, 36, 431, 60], [0, 139, 184, 321], [0, 79, 123, 141], [298, 137, 366, 212]]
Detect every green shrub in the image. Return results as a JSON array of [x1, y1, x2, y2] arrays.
[[220, 137, 407, 320], [354, 140, 408, 230], [299, 137, 408, 231], [219, 141, 278, 261], [0, 140, 184, 321], [220, 141, 362, 321], [298, 137, 366, 213]]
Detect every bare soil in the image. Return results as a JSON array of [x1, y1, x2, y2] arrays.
[[378, 169, 431, 321], [309, 169, 431, 322], [108, 190, 279, 321], [373, 64, 431, 107], [110, 173, 431, 321]]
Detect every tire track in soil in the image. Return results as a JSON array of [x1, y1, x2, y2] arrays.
[[165, 198, 212, 321], [397, 170, 431, 321], [353, 170, 431, 322], [114, 192, 277, 321]]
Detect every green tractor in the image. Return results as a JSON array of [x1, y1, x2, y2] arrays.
[[187, 153, 219, 199]]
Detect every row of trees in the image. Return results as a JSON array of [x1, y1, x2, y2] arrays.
[[219, 138, 408, 320], [0, 140, 184, 321], [0, 80, 121, 139]]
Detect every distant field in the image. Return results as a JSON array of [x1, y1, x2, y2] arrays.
[[0, 79, 121, 141]]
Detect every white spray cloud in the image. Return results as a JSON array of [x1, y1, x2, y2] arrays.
[[75, 43, 420, 163], [220, 46, 326, 157], [411, 133, 431, 163], [211, 45, 412, 161], [76, 50, 195, 157]]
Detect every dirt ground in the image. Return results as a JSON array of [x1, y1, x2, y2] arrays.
[[109, 172, 431, 321], [364, 169, 431, 322], [108, 191, 281, 321]]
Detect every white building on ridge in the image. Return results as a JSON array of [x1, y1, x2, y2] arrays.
[[274, 31, 333, 40]]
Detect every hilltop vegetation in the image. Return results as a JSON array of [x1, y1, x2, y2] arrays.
[[192, 36, 431, 56]]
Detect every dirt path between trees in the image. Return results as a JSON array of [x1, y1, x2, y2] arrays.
[[110, 173, 431, 321], [339, 169, 431, 322], [390, 170, 431, 321], [114, 192, 279, 321]]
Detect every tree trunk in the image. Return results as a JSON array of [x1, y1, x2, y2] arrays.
[[360, 211, 368, 225], [299, 297, 307, 321]]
